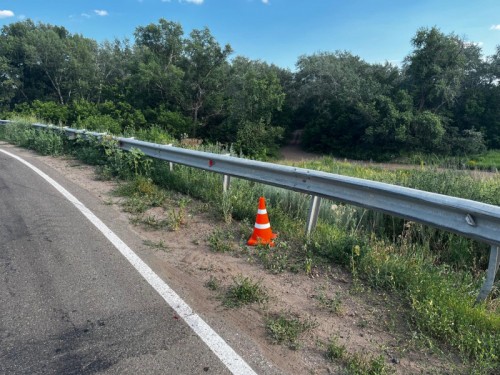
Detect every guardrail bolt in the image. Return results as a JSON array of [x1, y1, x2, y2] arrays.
[[465, 214, 476, 226]]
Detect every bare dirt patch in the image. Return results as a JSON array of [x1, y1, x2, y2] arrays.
[[279, 145, 319, 162], [31, 150, 465, 374]]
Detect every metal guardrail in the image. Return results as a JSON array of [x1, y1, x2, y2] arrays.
[[1, 119, 499, 302]]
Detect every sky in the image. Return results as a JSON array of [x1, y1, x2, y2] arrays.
[[1, 0, 500, 70]]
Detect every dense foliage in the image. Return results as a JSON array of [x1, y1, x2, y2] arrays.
[[1, 19, 499, 159]]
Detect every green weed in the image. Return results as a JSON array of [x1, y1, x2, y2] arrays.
[[266, 312, 317, 350], [255, 241, 290, 274], [470, 150, 500, 171], [140, 215, 169, 230], [316, 291, 344, 315], [114, 177, 168, 212], [205, 276, 220, 291], [0, 120, 64, 155], [222, 275, 268, 308], [143, 239, 168, 250], [208, 229, 235, 253], [326, 337, 393, 375], [220, 191, 233, 224]]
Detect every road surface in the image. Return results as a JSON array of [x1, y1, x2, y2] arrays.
[[0, 146, 251, 375]]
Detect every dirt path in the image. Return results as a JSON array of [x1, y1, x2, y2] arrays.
[[279, 145, 319, 161], [9, 144, 467, 374]]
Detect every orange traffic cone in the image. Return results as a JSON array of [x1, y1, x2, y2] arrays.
[[247, 197, 277, 246]]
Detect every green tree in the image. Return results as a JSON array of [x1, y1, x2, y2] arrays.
[[226, 57, 285, 125], [363, 92, 413, 155], [182, 27, 232, 135], [0, 55, 20, 109], [404, 27, 480, 113], [217, 57, 286, 158], [0, 20, 98, 106], [132, 19, 185, 109], [95, 39, 133, 104], [409, 110, 445, 151], [480, 46, 500, 148], [294, 52, 386, 156], [0, 20, 40, 104]]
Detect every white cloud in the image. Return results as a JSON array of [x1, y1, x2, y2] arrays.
[[183, 0, 204, 4], [18, 14, 26, 20], [94, 9, 109, 16], [490, 24, 500, 30], [81, 13, 91, 18], [262, 0, 270, 4], [0, 10, 15, 19], [464, 41, 484, 48]]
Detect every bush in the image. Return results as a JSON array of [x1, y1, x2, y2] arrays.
[[14, 100, 69, 125], [75, 114, 122, 134], [235, 120, 284, 159], [1, 119, 64, 155]]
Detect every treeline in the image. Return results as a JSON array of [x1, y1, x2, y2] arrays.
[[1, 19, 500, 159]]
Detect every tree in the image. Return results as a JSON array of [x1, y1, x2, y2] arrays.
[[225, 57, 285, 125], [216, 57, 286, 157], [479, 45, 500, 148], [0, 56, 20, 109], [132, 19, 185, 109], [404, 27, 480, 113], [0, 20, 98, 106], [363, 92, 413, 155], [409, 110, 445, 151], [294, 52, 385, 155], [182, 27, 232, 135], [0, 20, 39, 104], [94, 39, 132, 104]]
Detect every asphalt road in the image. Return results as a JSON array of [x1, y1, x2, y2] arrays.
[[0, 147, 235, 375]]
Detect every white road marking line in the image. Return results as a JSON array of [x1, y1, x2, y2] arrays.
[[0, 148, 257, 375]]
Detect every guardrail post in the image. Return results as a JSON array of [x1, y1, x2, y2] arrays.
[[223, 175, 231, 192], [167, 144, 174, 171], [223, 153, 231, 192], [475, 245, 500, 304], [306, 195, 321, 235]]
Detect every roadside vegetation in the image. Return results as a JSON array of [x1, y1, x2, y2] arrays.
[[266, 312, 318, 350], [2, 19, 500, 162], [1, 119, 499, 374], [327, 336, 392, 375]]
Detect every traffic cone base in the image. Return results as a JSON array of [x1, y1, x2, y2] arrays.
[[247, 197, 277, 246]]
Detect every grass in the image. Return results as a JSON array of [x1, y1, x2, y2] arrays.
[[205, 275, 220, 291], [207, 228, 235, 253], [112, 177, 191, 230], [113, 177, 168, 206], [1, 118, 499, 373], [253, 240, 290, 274], [392, 150, 500, 172], [265, 312, 317, 350], [326, 336, 393, 375], [466, 150, 500, 171], [143, 239, 168, 250], [316, 290, 344, 315], [222, 275, 268, 308]]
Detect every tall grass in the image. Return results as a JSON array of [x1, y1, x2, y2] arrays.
[[1, 118, 499, 372], [394, 150, 500, 171]]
